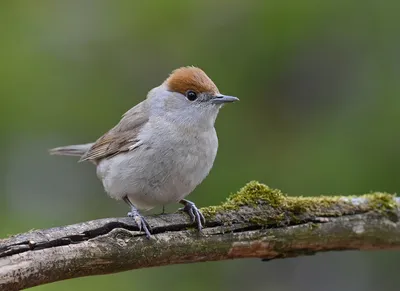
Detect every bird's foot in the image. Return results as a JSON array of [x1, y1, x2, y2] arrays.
[[179, 199, 206, 231], [127, 208, 151, 238], [124, 196, 151, 238]]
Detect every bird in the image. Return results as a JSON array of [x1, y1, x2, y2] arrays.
[[49, 66, 239, 238]]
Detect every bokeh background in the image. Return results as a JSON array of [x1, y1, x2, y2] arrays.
[[1, 1, 400, 290]]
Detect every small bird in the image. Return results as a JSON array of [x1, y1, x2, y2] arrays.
[[49, 66, 239, 238]]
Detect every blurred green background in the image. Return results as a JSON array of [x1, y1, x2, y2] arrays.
[[1, 1, 400, 290]]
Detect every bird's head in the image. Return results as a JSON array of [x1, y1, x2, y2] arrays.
[[148, 66, 239, 128]]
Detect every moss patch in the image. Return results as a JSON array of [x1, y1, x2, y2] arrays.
[[364, 192, 397, 212], [201, 181, 398, 226], [201, 181, 284, 218]]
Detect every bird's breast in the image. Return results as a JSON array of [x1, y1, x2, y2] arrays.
[[149, 126, 218, 199], [96, 125, 218, 208]]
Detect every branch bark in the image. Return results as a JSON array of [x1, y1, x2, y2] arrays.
[[1, 182, 400, 291]]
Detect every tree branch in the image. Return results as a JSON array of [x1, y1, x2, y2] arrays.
[[1, 181, 400, 290]]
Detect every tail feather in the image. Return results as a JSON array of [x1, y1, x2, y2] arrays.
[[49, 143, 94, 157]]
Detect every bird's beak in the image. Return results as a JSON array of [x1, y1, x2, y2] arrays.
[[211, 95, 239, 104]]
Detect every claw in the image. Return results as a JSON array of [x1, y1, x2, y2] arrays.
[[124, 196, 151, 239], [188, 207, 195, 223], [127, 210, 151, 238], [199, 210, 206, 226], [179, 199, 205, 231]]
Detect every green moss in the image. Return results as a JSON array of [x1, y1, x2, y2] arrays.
[[201, 181, 398, 226], [363, 192, 397, 212], [227, 181, 286, 207], [202, 181, 347, 219], [285, 195, 351, 216], [201, 181, 286, 218]]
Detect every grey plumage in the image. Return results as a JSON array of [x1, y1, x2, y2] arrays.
[[49, 66, 238, 236]]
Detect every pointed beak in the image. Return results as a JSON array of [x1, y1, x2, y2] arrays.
[[211, 94, 239, 104]]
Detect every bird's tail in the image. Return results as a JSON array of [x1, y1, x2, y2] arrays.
[[49, 143, 94, 157]]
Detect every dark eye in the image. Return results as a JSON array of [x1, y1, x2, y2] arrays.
[[186, 90, 197, 101]]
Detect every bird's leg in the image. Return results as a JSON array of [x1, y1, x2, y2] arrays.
[[178, 199, 206, 231], [161, 205, 166, 214], [123, 196, 151, 239]]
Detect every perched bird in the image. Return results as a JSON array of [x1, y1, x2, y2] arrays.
[[50, 66, 239, 238]]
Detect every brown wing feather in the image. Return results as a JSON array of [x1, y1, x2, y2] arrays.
[[80, 100, 149, 162]]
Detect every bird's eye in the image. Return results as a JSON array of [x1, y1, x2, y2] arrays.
[[186, 90, 197, 101]]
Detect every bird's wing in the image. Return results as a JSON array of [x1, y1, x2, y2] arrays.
[[80, 100, 149, 162]]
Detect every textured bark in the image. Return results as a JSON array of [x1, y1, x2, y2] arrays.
[[1, 188, 400, 291]]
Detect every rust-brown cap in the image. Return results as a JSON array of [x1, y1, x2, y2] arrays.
[[165, 66, 220, 96]]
